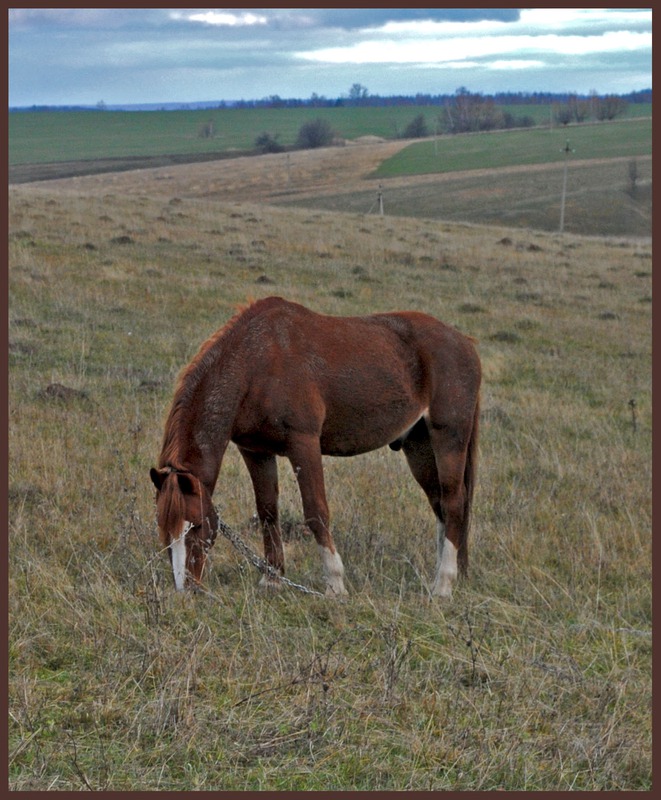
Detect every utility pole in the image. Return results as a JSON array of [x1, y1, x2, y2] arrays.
[[378, 184, 384, 216], [559, 139, 574, 234]]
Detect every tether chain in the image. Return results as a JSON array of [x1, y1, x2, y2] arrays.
[[211, 511, 326, 597]]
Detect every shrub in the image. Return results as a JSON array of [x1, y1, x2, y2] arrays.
[[255, 132, 284, 154], [296, 118, 335, 149], [401, 114, 429, 139]]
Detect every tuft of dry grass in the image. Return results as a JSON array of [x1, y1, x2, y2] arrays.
[[9, 176, 651, 790]]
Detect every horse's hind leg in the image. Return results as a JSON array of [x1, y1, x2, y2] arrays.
[[401, 421, 460, 598], [240, 449, 285, 587], [287, 434, 347, 597], [430, 423, 475, 597]]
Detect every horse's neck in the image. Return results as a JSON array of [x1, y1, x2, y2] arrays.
[[167, 362, 240, 490]]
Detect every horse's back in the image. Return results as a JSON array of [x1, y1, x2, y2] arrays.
[[239, 297, 479, 398], [229, 298, 479, 456]]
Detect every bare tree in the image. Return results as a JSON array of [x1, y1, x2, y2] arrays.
[[348, 83, 369, 104], [596, 95, 629, 120], [440, 88, 504, 133], [198, 119, 215, 139], [553, 103, 574, 126]]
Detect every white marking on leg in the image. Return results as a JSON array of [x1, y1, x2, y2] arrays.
[[432, 521, 457, 598], [318, 545, 347, 597], [258, 571, 283, 591], [171, 521, 191, 591]]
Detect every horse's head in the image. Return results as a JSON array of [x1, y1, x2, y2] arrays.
[[149, 467, 218, 590]]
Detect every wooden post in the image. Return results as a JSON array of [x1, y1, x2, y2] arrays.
[[559, 139, 574, 234]]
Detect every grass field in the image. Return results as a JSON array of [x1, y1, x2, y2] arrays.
[[7, 106, 444, 165], [8, 168, 652, 790], [11, 114, 652, 238], [8, 104, 651, 167], [280, 156, 652, 238], [373, 118, 652, 178]]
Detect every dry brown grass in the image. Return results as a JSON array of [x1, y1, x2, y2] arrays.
[[22, 141, 651, 238], [20, 140, 408, 203], [8, 159, 652, 790]]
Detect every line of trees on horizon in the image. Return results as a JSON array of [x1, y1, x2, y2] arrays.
[[12, 85, 651, 114], [239, 85, 652, 112]]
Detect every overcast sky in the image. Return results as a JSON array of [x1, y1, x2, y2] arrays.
[[8, 8, 653, 107]]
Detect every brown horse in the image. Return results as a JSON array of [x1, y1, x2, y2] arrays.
[[150, 296, 480, 598]]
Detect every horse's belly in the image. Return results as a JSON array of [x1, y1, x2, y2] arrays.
[[319, 398, 425, 456]]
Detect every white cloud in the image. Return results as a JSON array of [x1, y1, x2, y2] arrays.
[[295, 7, 651, 69], [172, 11, 268, 27], [518, 8, 652, 31], [487, 60, 545, 71], [295, 30, 651, 66]]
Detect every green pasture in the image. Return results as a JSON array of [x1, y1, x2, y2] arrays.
[[372, 118, 652, 178], [8, 104, 651, 167], [8, 106, 428, 165]]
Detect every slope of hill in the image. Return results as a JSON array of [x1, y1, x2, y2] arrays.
[[8, 172, 652, 790]]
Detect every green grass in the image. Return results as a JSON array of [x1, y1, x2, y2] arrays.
[[8, 106, 436, 166], [373, 118, 652, 178], [9, 185, 652, 790], [277, 155, 652, 238], [8, 104, 651, 167]]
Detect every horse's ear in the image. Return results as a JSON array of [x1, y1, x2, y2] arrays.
[[176, 472, 199, 496], [150, 467, 167, 491]]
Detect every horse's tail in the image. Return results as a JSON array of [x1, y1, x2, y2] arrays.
[[458, 394, 480, 577]]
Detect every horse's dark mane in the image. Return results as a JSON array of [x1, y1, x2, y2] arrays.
[[159, 299, 273, 469], [154, 472, 185, 545]]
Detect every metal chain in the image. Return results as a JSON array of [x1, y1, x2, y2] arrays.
[[213, 510, 326, 597]]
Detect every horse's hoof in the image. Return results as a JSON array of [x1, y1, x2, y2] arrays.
[[325, 585, 349, 599], [258, 575, 283, 592]]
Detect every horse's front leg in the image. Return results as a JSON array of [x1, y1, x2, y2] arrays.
[[287, 434, 347, 597], [239, 449, 285, 589]]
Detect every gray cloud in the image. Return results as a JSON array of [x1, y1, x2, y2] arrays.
[[260, 9, 522, 30], [9, 8, 651, 107]]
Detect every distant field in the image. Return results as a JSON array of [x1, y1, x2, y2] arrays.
[[373, 118, 652, 178], [8, 104, 652, 167], [13, 120, 652, 238], [8, 106, 438, 165], [279, 156, 652, 238]]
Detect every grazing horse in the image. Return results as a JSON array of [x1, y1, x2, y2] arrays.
[[150, 296, 480, 598]]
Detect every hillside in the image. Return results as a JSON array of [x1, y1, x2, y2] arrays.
[[8, 166, 652, 789], [15, 133, 651, 238]]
